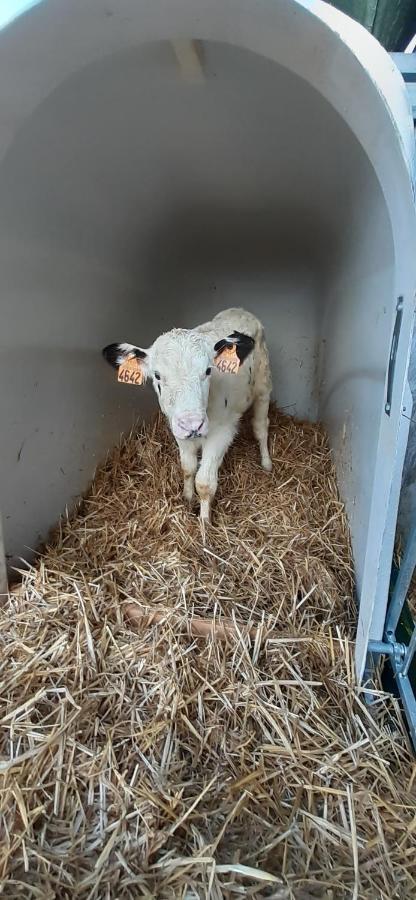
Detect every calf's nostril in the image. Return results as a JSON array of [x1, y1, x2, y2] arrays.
[[177, 415, 206, 435]]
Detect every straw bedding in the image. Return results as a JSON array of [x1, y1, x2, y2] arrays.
[[1, 406, 415, 899]]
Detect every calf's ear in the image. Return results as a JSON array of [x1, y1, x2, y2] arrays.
[[102, 342, 149, 386], [213, 331, 255, 375]]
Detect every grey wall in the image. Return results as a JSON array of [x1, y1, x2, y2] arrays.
[[0, 39, 393, 570]]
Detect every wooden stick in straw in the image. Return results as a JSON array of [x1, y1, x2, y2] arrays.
[[124, 602, 260, 641]]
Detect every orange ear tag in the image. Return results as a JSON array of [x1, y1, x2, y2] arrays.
[[117, 356, 144, 386], [214, 344, 240, 375]]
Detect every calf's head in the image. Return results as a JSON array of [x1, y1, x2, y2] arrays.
[[103, 327, 254, 441]]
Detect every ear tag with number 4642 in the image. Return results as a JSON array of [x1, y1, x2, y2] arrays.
[[117, 356, 144, 386], [214, 344, 241, 375]]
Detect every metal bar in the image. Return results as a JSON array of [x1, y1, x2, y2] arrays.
[[394, 665, 416, 751], [390, 54, 416, 119], [385, 297, 403, 415], [402, 625, 416, 677], [385, 521, 416, 638], [390, 52, 416, 77], [367, 640, 396, 657], [405, 84, 416, 120]]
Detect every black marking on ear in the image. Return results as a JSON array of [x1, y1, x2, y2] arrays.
[[213, 338, 228, 355], [102, 344, 122, 369], [214, 331, 255, 365], [102, 344, 146, 369]]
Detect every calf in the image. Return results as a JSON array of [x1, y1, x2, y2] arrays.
[[103, 308, 272, 521]]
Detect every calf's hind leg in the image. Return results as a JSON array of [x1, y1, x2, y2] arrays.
[[252, 392, 272, 472]]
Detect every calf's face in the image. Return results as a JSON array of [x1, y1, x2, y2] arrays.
[[103, 327, 254, 441], [148, 330, 213, 440]]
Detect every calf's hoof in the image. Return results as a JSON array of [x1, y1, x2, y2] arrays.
[[262, 458, 273, 472]]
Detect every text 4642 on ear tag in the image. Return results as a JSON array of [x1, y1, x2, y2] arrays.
[[214, 344, 240, 375], [117, 356, 144, 386]]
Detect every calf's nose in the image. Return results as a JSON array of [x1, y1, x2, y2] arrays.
[[174, 413, 208, 439]]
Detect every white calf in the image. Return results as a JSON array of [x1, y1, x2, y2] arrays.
[[103, 308, 272, 521]]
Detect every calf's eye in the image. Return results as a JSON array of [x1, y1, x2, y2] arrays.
[[206, 367, 212, 377], [154, 372, 160, 380]]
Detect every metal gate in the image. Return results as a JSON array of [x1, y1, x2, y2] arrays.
[[366, 53, 416, 752]]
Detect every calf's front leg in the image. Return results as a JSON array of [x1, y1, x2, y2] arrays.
[[196, 424, 236, 522], [177, 439, 199, 502]]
